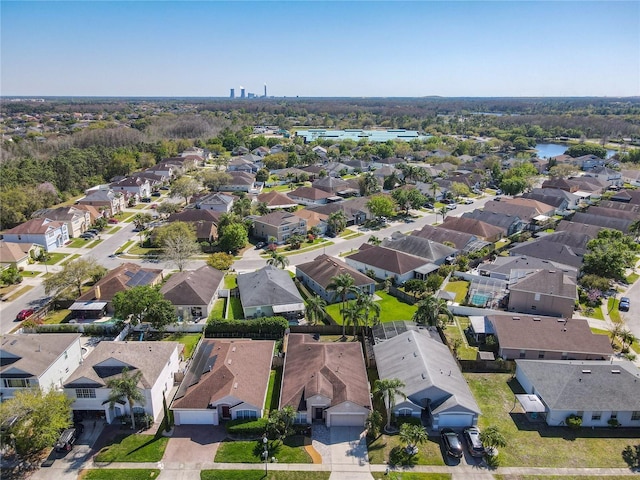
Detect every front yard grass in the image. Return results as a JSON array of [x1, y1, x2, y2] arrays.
[[127, 242, 162, 256], [201, 472, 329, 480], [326, 291, 417, 324], [163, 333, 201, 359], [367, 433, 445, 466], [608, 297, 622, 323], [228, 297, 244, 319], [494, 477, 638, 480], [41, 253, 68, 265], [80, 469, 160, 480], [1, 285, 34, 302], [372, 474, 450, 480], [223, 274, 238, 289], [94, 433, 169, 463], [465, 372, 640, 467], [18, 270, 40, 277], [625, 272, 639, 284], [214, 436, 312, 463], [67, 238, 93, 248], [443, 280, 469, 303]]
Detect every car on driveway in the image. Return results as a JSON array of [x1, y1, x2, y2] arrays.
[[619, 297, 630, 312], [440, 428, 463, 458], [463, 198, 474, 205], [108, 218, 119, 224], [16, 309, 35, 321], [445, 203, 457, 210], [55, 427, 77, 452], [463, 426, 485, 457], [255, 242, 266, 249]]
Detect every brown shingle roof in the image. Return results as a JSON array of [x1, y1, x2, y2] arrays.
[[510, 269, 577, 299], [280, 334, 371, 411], [440, 217, 504, 240], [76, 263, 163, 303], [172, 339, 274, 409], [412, 224, 475, 250], [288, 186, 333, 201], [161, 265, 224, 306], [3, 217, 65, 235], [0, 241, 32, 263], [347, 243, 429, 275], [257, 191, 298, 208], [296, 254, 374, 289]]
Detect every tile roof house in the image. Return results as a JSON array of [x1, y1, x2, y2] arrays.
[[507, 269, 577, 319], [63, 341, 180, 424], [160, 265, 225, 322], [252, 211, 307, 244], [374, 329, 481, 429], [237, 265, 305, 322], [345, 243, 433, 284], [439, 217, 504, 242], [486, 314, 613, 360], [0, 240, 35, 270], [172, 339, 275, 425], [280, 334, 372, 427], [296, 254, 375, 303], [75, 263, 163, 314], [32, 206, 91, 238], [1, 333, 82, 401], [2, 218, 69, 252], [257, 191, 299, 210], [515, 359, 640, 427]]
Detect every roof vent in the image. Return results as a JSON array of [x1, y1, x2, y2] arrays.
[[421, 373, 427, 379], [512, 316, 521, 321], [227, 359, 232, 365], [533, 317, 541, 321], [582, 369, 591, 374], [231, 347, 236, 352], [233, 382, 238, 389], [413, 351, 417, 357], [611, 369, 621, 374]]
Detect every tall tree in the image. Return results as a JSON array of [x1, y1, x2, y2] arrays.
[[358, 172, 380, 196], [267, 251, 289, 269], [107, 368, 146, 431], [327, 210, 347, 236], [112, 285, 174, 327], [438, 205, 448, 223], [367, 194, 396, 219], [170, 176, 201, 205], [43, 257, 104, 298], [200, 170, 232, 192], [412, 295, 453, 328], [355, 291, 381, 328], [305, 294, 327, 326], [218, 222, 248, 254], [343, 301, 362, 339], [162, 235, 201, 272], [327, 273, 358, 339], [372, 378, 406, 431], [583, 229, 637, 280], [479, 425, 507, 457]]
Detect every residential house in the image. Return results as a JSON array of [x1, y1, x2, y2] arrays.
[[257, 191, 298, 210], [411, 224, 489, 253], [77, 189, 126, 216], [196, 193, 235, 213], [610, 189, 640, 204], [515, 360, 640, 427], [620, 169, 640, 187], [586, 205, 640, 222], [161, 265, 225, 322], [484, 198, 555, 223], [374, 329, 481, 429], [584, 166, 622, 186], [555, 220, 603, 239], [291, 209, 328, 235], [131, 171, 167, 191], [478, 255, 578, 281], [74, 263, 163, 315], [111, 176, 151, 200], [439, 217, 504, 243], [522, 188, 580, 214], [507, 269, 577, 319], [167, 210, 219, 243], [296, 254, 375, 303], [509, 232, 587, 269], [380, 232, 457, 267], [578, 154, 606, 171], [598, 200, 640, 214], [237, 265, 305, 321], [462, 210, 524, 236], [172, 339, 274, 425], [73, 204, 102, 223], [32, 206, 91, 238], [0, 240, 36, 270], [219, 171, 263, 194], [1, 333, 82, 401], [227, 156, 258, 173], [307, 197, 372, 226], [63, 341, 180, 423], [570, 212, 632, 233], [312, 176, 350, 194], [2, 218, 69, 252], [252, 211, 307, 244], [345, 243, 434, 284], [486, 314, 613, 360], [288, 186, 334, 206], [280, 334, 371, 426]]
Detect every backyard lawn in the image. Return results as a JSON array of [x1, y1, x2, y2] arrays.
[[264, 367, 282, 413], [443, 280, 469, 303], [211, 298, 225, 318], [443, 317, 477, 360], [163, 333, 201, 359], [80, 469, 160, 480], [465, 372, 640, 468], [214, 436, 312, 463], [228, 297, 244, 319], [325, 291, 417, 324], [94, 433, 169, 463], [42, 309, 71, 325]]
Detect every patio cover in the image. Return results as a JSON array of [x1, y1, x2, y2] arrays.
[[272, 303, 305, 313], [69, 301, 108, 311], [515, 394, 546, 413]]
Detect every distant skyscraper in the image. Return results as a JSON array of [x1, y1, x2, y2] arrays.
[[240, 86, 245, 99], [230, 88, 235, 99], [264, 84, 267, 98]]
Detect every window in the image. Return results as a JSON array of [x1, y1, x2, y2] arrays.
[[631, 411, 640, 421], [397, 408, 413, 417], [610, 412, 618, 420], [75, 388, 96, 399], [561, 352, 568, 360], [592, 411, 602, 421], [531, 305, 537, 310], [4, 379, 29, 388], [538, 351, 545, 359], [294, 412, 307, 424], [236, 410, 257, 420], [519, 350, 526, 359]]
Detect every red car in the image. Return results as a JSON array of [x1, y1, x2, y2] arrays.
[[150, 204, 158, 209], [108, 218, 119, 224], [16, 309, 35, 321]]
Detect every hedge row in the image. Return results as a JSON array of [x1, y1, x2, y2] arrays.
[[225, 418, 268, 435], [205, 316, 289, 337]]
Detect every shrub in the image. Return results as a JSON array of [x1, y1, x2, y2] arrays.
[[608, 418, 620, 428], [395, 416, 422, 428], [566, 414, 583, 429], [225, 417, 268, 436], [205, 316, 289, 337]]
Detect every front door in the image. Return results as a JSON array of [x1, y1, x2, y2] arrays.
[[314, 407, 324, 421], [221, 406, 231, 419]]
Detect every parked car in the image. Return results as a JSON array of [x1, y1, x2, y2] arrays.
[[80, 232, 95, 239], [160, 186, 170, 190], [87, 229, 99, 234], [463, 198, 474, 205], [619, 297, 630, 311], [424, 203, 434, 209], [255, 242, 266, 249], [108, 218, 119, 224], [151, 192, 162, 197], [141, 197, 152, 203], [463, 427, 485, 457], [446, 204, 457, 210], [440, 428, 463, 458], [16, 309, 35, 321], [55, 428, 77, 452]]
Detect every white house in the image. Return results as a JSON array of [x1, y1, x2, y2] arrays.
[[2, 218, 69, 252], [1, 333, 83, 401], [63, 341, 180, 423]]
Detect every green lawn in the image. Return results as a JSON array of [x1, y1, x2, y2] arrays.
[[18, 270, 40, 278], [201, 472, 329, 480], [214, 436, 312, 463], [116, 240, 135, 254], [128, 242, 162, 256], [41, 253, 68, 265], [580, 303, 605, 321], [608, 297, 622, 323], [224, 274, 238, 289], [494, 477, 638, 480], [94, 434, 169, 463], [211, 298, 226, 318], [368, 434, 445, 466], [67, 238, 93, 248], [264, 367, 283, 414], [443, 280, 469, 303], [228, 297, 244, 319], [86, 239, 104, 248], [443, 317, 477, 360], [372, 474, 450, 480], [325, 291, 417, 324], [60, 254, 82, 266], [42, 309, 71, 325], [626, 272, 639, 284], [117, 212, 137, 222], [465, 372, 640, 467], [80, 469, 160, 480], [163, 333, 201, 359]]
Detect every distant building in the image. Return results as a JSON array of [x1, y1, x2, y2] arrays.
[[230, 88, 235, 99]]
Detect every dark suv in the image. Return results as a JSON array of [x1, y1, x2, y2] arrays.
[[619, 297, 630, 312], [440, 428, 463, 458], [55, 427, 77, 452], [463, 426, 485, 457]]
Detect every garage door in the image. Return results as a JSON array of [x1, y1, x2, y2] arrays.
[[174, 410, 216, 425], [329, 414, 366, 427], [438, 414, 474, 428]]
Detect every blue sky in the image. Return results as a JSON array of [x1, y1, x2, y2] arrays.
[[2, 1, 639, 97]]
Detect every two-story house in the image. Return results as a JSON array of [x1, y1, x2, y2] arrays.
[[252, 211, 307, 243], [2, 218, 69, 252]]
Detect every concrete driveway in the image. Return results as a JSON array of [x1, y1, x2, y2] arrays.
[[312, 426, 373, 480], [162, 425, 226, 464]]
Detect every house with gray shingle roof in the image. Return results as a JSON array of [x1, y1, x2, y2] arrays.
[[515, 360, 640, 427], [380, 231, 457, 265], [462, 210, 524, 236], [439, 217, 504, 242], [172, 339, 274, 425], [237, 265, 305, 322], [411, 224, 488, 252], [509, 235, 585, 269], [374, 328, 481, 429], [160, 265, 224, 322], [63, 341, 180, 424], [571, 212, 632, 233]]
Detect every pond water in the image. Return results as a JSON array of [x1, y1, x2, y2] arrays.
[[535, 143, 616, 159]]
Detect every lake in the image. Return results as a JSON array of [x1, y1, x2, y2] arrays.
[[535, 143, 616, 159]]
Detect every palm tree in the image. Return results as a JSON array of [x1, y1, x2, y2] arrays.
[[373, 378, 406, 432], [399, 423, 429, 455], [343, 302, 362, 339], [305, 294, 327, 326], [438, 206, 448, 224], [412, 295, 453, 328], [608, 323, 624, 347], [355, 291, 381, 328], [327, 273, 358, 339], [368, 235, 382, 246], [267, 251, 289, 269], [479, 425, 507, 457], [107, 367, 145, 430], [619, 328, 636, 352], [256, 201, 270, 216], [327, 210, 347, 236]]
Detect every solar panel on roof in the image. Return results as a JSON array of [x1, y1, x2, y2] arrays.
[[126, 270, 157, 287]]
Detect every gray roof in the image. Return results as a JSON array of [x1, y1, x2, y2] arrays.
[[555, 220, 603, 239], [161, 265, 224, 306], [509, 239, 584, 269], [516, 360, 640, 411], [374, 329, 480, 415], [479, 255, 577, 277], [510, 269, 577, 299], [571, 212, 632, 233], [587, 206, 640, 221], [64, 341, 179, 389], [237, 265, 304, 309], [462, 210, 521, 232], [411, 224, 480, 251], [1, 334, 81, 379], [381, 232, 457, 263]]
